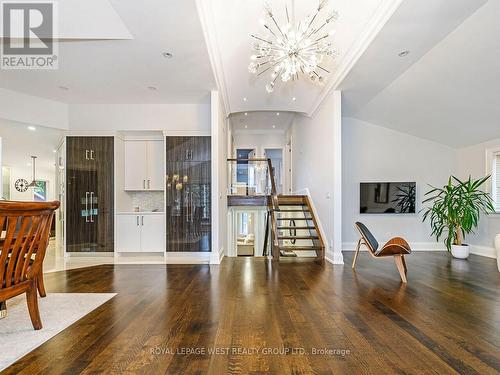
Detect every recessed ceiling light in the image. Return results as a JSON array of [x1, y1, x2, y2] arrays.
[[243, 97, 247, 102], [58, 86, 69, 91], [244, 125, 248, 128], [398, 50, 410, 57], [28, 126, 36, 131], [52, 149, 57, 153], [244, 112, 248, 116], [162, 52, 173, 59], [292, 97, 296, 101], [272, 125, 276, 129], [148, 86, 157, 91]]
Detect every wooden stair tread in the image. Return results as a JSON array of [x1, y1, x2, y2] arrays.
[[278, 246, 323, 251], [277, 226, 316, 230], [278, 209, 310, 212], [276, 217, 312, 221], [278, 235, 319, 240], [279, 250, 298, 257]]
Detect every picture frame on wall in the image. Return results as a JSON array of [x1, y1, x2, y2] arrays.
[[33, 180, 47, 202]]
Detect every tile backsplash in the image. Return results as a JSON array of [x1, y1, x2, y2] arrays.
[[129, 192, 164, 212]]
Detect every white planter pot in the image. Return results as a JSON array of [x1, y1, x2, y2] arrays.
[[451, 244, 470, 259], [495, 234, 500, 272]]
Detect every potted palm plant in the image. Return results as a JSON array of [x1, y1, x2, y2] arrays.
[[422, 176, 495, 259]]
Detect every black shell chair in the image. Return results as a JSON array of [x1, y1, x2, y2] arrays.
[[353, 222, 411, 283]]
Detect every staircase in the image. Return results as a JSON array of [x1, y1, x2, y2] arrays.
[[227, 157, 326, 262], [271, 195, 325, 261]]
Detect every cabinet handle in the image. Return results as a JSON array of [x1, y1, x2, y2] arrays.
[[90, 149, 94, 160], [85, 150, 89, 160], [85, 192, 89, 223], [147, 179, 150, 189], [141, 216, 144, 226], [137, 216, 140, 226], [90, 192, 94, 223], [185, 149, 189, 160], [85, 192, 89, 222], [143, 180, 146, 189]]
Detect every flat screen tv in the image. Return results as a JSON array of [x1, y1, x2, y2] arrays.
[[360, 182, 416, 214]]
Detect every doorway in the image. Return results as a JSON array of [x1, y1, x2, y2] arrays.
[[227, 207, 267, 257], [264, 148, 284, 194]]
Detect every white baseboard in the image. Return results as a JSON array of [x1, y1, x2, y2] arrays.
[[325, 250, 344, 265], [469, 245, 496, 259], [164, 252, 211, 264], [342, 241, 446, 252], [210, 246, 225, 264], [343, 241, 497, 259], [65, 252, 114, 257]]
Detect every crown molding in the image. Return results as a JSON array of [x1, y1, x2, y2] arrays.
[[196, 0, 231, 118], [307, 0, 403, 117]]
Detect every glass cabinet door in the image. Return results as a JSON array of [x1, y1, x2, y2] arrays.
[[165, 136, 211, 252]]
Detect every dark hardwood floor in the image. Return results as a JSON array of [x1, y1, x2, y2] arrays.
[[4, 252, 500, 374]]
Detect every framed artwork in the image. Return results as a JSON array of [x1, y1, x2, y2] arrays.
[[33, 180, 47, 201]]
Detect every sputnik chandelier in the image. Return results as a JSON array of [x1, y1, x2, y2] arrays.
[[248, 0, 339, 93]]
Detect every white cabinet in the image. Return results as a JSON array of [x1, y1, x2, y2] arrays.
[[116, 215, 142, 252], [116, 214, 164, 253], [124, 142, 148, 190], [140, 215, 164, 252], [147, 141, 164, 191], [124, 140, 164, 191]]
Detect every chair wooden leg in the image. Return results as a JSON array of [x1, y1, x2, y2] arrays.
[[37, 264, 47, 298], [26, 280, 42, 330], [401, 255, 408, 275], [0, 300, 6, 319], [394, 255, 407, 283], [352, 239, 362, 269]]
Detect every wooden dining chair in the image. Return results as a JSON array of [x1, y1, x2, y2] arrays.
[[352, 222, 411, 283], [0, 201, 59, 329]]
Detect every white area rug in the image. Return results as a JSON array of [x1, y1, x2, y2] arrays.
[[0, 293, 116, 371]]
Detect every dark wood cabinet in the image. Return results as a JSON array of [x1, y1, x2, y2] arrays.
[[165, 136, 211, 252], [66, 136, 114, 253]]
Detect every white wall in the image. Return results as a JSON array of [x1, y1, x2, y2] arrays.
[[69, 103, 210, 131], [342, 117, 457, 249], [456, 137, 500, 257], [291, 90, 343, 263], [210, 91, 228, 263]]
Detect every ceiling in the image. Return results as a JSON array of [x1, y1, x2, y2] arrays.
[[230, 111, 294, 133], [342, 0, 499, 148], [0, 0, 215, 104], [198, 0, 401, 116]]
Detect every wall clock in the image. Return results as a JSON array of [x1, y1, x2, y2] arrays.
[[15, 179, 29, 192]]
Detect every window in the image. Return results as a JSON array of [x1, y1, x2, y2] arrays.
[[240, 212, 249, 235], [494, 153, 500, 212]]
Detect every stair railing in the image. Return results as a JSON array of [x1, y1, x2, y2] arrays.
[[227, 158, 279, 258]]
